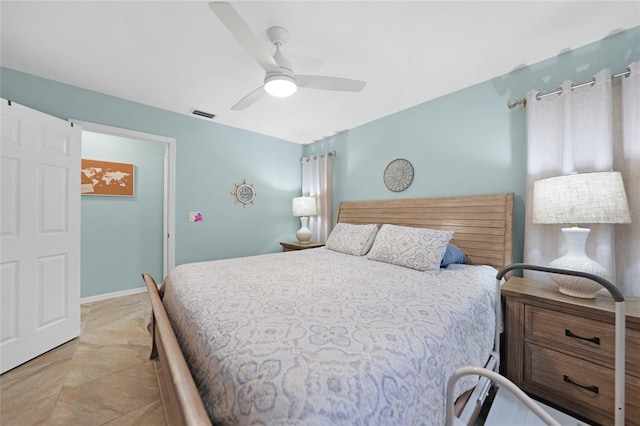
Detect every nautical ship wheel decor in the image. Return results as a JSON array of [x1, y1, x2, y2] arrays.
[[232, 179, 257, 206]]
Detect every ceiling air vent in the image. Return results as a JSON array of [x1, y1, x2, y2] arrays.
[[189, 108, 216, 119]]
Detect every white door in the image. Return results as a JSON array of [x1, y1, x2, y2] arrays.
[[1, 99, 81, 373]]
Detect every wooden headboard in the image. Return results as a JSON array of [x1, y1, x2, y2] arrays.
[[336, 193, 514, 270]]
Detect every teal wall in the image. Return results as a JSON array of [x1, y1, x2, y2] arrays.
[[81, 132, 165, 297], [2, 26, 638, 296], [304, 26, 640, 265], [0, 69, 303, 297]]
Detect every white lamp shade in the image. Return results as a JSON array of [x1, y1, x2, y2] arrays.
[[533, 171, 631, 225], [292, 196, 317, 217]]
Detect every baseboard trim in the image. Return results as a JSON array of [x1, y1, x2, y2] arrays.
[[81, 287, 147, 304]]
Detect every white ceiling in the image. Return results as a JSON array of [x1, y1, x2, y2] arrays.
[[2, 1, 638, 145]]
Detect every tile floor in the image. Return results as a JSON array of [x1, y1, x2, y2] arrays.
[[0, 292, 167, 425]]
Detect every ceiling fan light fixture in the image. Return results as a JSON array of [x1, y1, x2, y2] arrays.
[[210, 5, 366, 109], [264, 74, 297, 97]]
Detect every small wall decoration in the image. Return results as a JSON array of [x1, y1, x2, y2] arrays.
[[383, 158, 414, 192], [81, 159, 135, 197], [232, 179, 256, 206], [189, 212, 203, 222]]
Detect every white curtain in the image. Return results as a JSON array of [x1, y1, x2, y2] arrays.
[[524, 61, 639, 296], [301, 152, 334, 243]]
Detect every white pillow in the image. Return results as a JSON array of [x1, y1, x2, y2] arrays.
[[367, 224, 454, 271], [325, 223, 379, 256]]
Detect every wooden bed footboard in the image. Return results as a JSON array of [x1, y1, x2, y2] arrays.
[[142, 272, 211, 426]]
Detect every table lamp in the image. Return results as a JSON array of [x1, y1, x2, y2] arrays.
[[532, 171, 631, 298], [292, 196, 317, 243]]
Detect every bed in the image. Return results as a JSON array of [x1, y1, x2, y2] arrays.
[[143, 193, 514, 425]]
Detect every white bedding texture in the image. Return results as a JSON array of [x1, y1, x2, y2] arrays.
[[161, 247, 498, 425]]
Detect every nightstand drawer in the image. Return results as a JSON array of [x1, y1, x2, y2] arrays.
[[525, 305, 640, 374], [526, 305, 613, 357], [525, 343, 612, 414], [627, 327, 640, 375], [524, 343, 640, 423]]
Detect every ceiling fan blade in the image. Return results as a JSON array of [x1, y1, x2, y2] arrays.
[[209, 2, 280, 74], [296, 75, 366, 92], [231, 86, 266, 110]]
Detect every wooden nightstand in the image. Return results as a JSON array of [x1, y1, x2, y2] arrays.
[[279, 241, 324, 252], [502, 277, 640, 425]]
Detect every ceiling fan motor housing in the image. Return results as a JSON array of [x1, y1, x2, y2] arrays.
[[264, 33, 297, 97]]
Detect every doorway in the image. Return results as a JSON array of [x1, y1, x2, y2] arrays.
[[71, 120, 175, 299]]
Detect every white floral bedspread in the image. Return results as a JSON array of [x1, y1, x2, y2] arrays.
[[161, 248, 498, 425]]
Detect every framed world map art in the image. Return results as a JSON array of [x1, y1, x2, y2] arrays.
[[81, 159, 135, 196]]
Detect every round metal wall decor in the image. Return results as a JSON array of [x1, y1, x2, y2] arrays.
[[383, 159, 414, 192], [232, 179, 256, 206]]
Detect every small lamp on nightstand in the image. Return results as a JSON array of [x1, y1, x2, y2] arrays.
[[532, 171, 631, 298], [292, 196, 317, 244]]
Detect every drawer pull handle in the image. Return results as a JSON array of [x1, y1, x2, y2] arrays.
[[564, 329, 600, 345], [563, 375, 599, 394]]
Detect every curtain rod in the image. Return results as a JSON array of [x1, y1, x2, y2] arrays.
[[507, 68, 631, 109], [301, 150, 336, 162]]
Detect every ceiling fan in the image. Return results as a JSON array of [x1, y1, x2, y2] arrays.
[[209, 2, 366, 110]]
